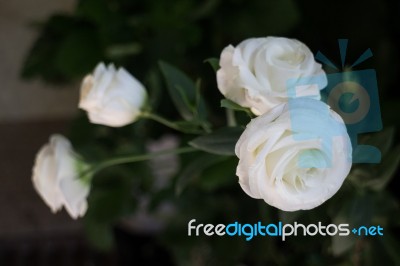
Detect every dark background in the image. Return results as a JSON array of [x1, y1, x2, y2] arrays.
[[1, 0, 399, 265]]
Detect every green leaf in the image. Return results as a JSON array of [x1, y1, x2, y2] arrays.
[[189, 127, 244, 156], [199, 157, 238, 191], [21, 15, 76, 83], [55, 29, 103, 78], [194, 79, 206, 120], [174, 120, 204, 133], [331, 224, 356, 256], [106, 42, 142, 58], [176, 85, 195, 111], [159, 61, 196, 121], [193, 79, 210, 131], [76, 0, 112, 25], [221, 99, 252, 115], [359, 127, 395, 156], [204, 57, 220, 72], [331, 193, 373, 256], [366, 145, 400, 191], [175, 154, 227, 195], [370, 192, 400, 227], [145, 69, 163, 109]]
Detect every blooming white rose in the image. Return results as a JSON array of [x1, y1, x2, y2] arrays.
[[79, 62, 147, 127], [235, 98, 352, 211], [32, 134, 90, 219], [217, 37, 327, 115]]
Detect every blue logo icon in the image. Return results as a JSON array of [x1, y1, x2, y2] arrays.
[[287, 39, 383, 166]]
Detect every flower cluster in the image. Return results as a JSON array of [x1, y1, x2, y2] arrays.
[[32, 64, 148, 218], [32, 36, 352, 219], [218, 37, 352, 211]]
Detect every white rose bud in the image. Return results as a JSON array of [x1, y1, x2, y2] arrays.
[[79, 62, 147, 127], [217, 37, 327, 115], [32, 134, 91, 219], [235, 98, 352, 211]]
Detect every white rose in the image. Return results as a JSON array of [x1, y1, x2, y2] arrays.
[[79, 62, 147, 127], [217, 37, 327, 115], [32, 134, 90, 219], [235, 98, 352, 211]]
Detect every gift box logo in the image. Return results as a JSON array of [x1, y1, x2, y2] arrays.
[[287, 39, 382, 167]]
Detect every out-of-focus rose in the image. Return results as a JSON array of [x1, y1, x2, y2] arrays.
[[32, 134, 90, 219], [235, 98, 352, 211], [217, 37, 327, 115], [79, 62, 147, 127]]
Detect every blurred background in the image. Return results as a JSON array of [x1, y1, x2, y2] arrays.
[[0, 0, 399, 265]]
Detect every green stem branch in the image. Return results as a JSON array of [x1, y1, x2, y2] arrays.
[[141, 112, 182, 131], [226, 109, 237, 127], [88, 146, 196, 176], [141, 111, 204, 134]]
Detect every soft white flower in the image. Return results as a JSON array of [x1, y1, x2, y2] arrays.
[[217, 37, 327, 115], [32, 134, 90, 219], [235, 98, 352, 211], [79, 62, 147, 127]]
